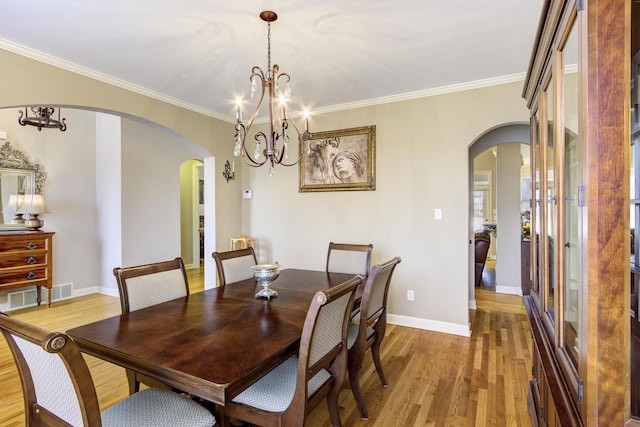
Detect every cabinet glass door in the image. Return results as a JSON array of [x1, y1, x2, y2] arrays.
[[562, 22, 580, 368], [532, 112, 541, 296], [545, 82, 557, 322]]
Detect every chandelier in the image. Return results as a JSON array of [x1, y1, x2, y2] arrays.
[[18, 107, 67, 132], [233, 11, 309, 176]]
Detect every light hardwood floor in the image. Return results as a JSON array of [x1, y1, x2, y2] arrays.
[[0, 269, 532, 426]]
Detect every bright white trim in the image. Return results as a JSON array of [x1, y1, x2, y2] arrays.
[[469, 299, 477, 310], [308, 73, 527, 117], [388, 314, 471, 337], [94, 286, 120, 298], [495, 285, 523, 296], [0, 37, 525, 124], [0, 38, 227, 121]]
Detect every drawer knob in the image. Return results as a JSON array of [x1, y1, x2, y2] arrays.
[[27, 256, 36, 265], [27, 242, 37, 249], [27, 272, 36, 280]]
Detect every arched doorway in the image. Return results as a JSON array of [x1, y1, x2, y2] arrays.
[[468, 122, 530, 308]]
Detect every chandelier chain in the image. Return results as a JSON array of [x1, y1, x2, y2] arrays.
[[267, 21, 272, 73]]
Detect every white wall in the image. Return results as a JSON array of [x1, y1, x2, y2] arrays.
[[120, 119, 200, 267], [96, 113, 122, 296], [495, 143, 523, 294]]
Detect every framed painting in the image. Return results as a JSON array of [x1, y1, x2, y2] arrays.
[[299, 125, 376, 192]]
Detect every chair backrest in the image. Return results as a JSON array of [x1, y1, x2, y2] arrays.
[[358, 257, 401, 329], [288, 275, 363, 420], [326, 242, 373, 276], [0, 312, 102, 426], [212, 247, 258, 286], [113, 257, 189, 313]]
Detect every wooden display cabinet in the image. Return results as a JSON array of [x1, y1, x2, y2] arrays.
[[523, 0, 630, 424]]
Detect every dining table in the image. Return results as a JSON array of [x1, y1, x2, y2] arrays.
[[66, 268, 357, 407]]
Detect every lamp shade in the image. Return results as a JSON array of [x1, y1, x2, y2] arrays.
[[16, 194, 49, 215]]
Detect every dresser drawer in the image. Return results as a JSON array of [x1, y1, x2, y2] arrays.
[[0, 250, 48, 267], [0, 236, 49, 251], [0, 267, 48, 286]]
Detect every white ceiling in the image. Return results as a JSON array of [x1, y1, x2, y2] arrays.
[[0, 0, 544, 122]]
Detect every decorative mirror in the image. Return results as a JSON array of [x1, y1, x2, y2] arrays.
[[0, 141, 46, 229]]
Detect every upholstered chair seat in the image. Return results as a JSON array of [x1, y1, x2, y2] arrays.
[[230, 357, 331, 412]]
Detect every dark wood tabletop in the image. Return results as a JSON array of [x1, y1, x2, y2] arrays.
[[67, 269, 356, 406]]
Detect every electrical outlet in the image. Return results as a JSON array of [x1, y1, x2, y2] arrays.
[[407, 290, 415, 301]]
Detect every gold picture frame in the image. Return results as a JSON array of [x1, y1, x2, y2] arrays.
[[299, 125, 376, 192]]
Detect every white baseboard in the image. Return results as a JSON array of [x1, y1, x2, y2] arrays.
[[387, 314, 471, 337], [469, 299, 477, 310], [495, 285, 523, 296]]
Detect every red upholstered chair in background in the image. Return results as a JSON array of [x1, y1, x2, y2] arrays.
[[474, 230, 491, 287]]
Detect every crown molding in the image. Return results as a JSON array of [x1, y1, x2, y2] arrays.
[[309, 72, 527, 116], [1, 38, 525, 124], [0, 38, 229, 122]]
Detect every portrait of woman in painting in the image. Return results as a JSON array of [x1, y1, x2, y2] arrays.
[[332, 149, 365, 183]]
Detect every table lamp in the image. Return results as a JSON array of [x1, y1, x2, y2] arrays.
[[17, 194, 49, 230]]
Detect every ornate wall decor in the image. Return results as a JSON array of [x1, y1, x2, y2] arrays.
[[0, 141, 47, 193], [299, 126, 376, 192]]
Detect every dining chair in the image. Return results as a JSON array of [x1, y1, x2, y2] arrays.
[[326, 242, 373, 276], [0, 312, 216, 427], [347, 256, 401, 420], [212, 247, 257, 286], [220, 275, 364, 427], [113, 257, 189, 394]]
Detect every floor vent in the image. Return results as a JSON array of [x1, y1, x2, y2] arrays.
[[8, 288, 38, 310], [7, 283, 73, 310], [52, 283, 73, 300]]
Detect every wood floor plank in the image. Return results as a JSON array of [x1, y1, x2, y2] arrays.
[[0, 282, 532, 426]]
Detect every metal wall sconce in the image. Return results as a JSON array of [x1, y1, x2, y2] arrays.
[[223, 160, 236, 182]]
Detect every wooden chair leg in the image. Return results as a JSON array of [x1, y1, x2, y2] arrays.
[[125, 369, 140, 395], [371, 338, 388, 387], [326, 383, 343, 427], [348, 361, 369, 420]]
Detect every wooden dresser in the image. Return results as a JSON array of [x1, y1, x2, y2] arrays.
[[0, 231, 54, 307]]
